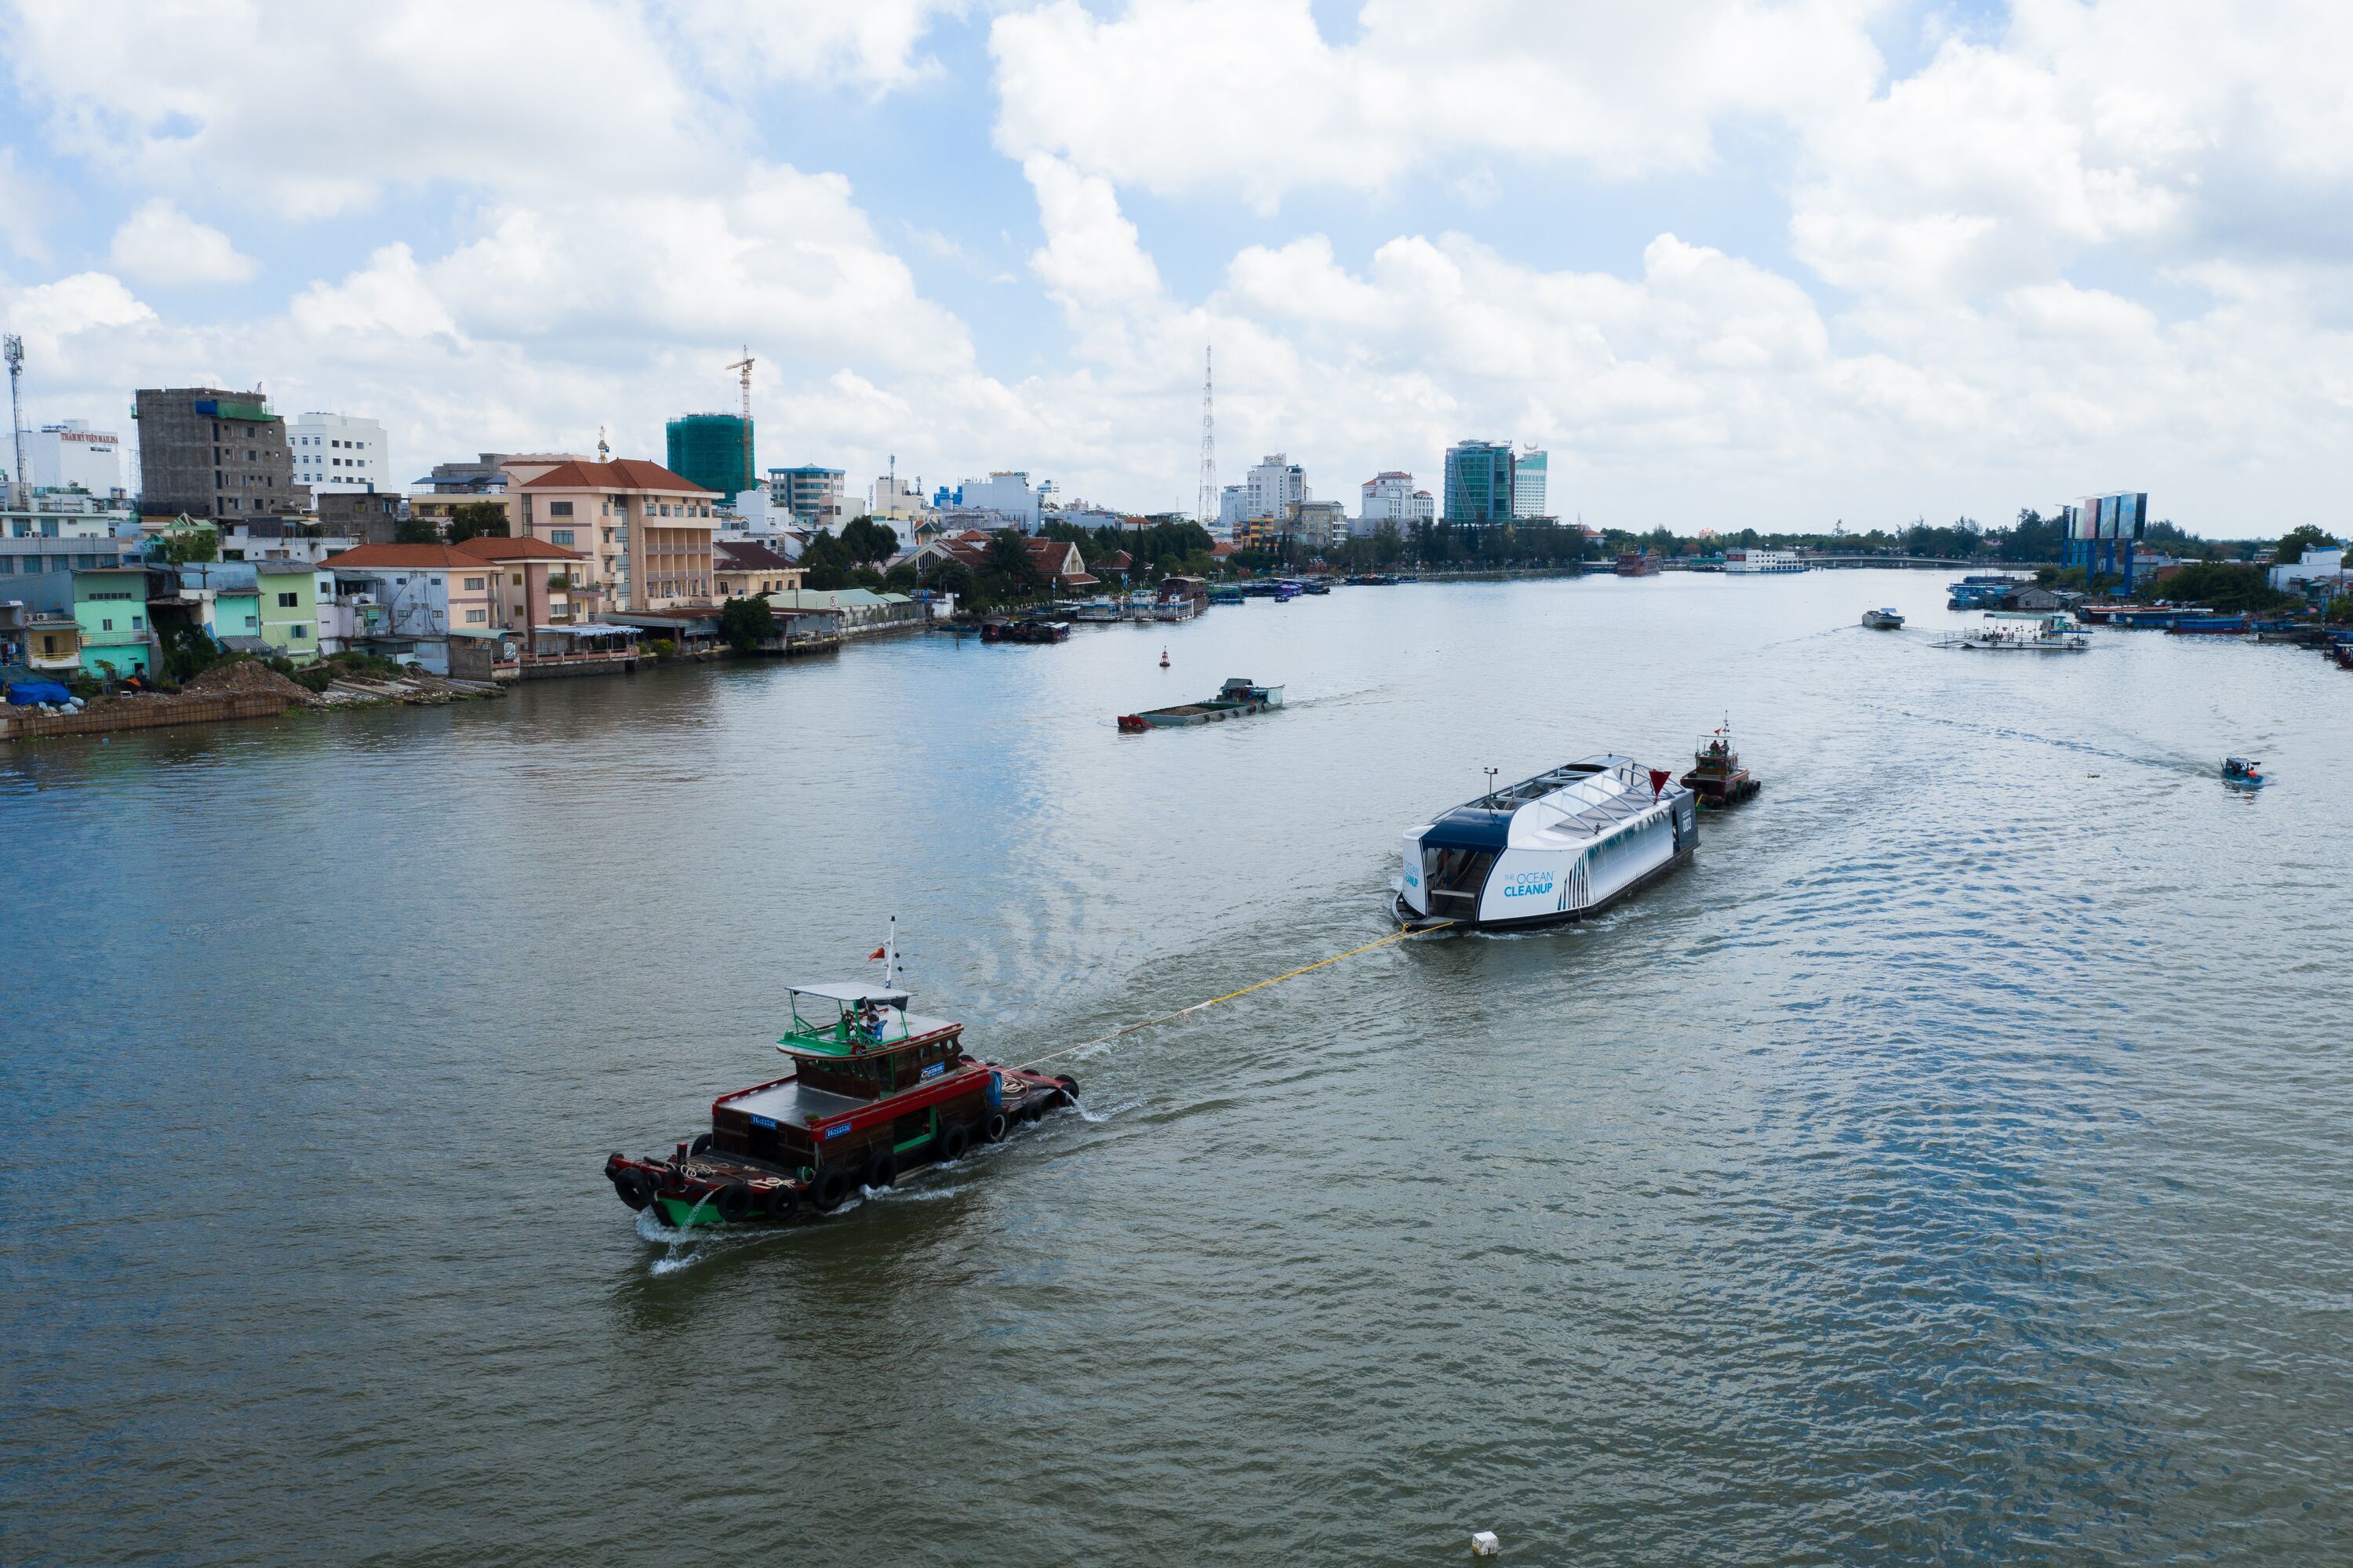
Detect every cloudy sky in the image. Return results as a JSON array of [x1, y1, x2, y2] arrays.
[[2, 0, 2348, 534]]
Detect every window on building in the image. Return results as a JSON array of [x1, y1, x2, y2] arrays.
[[132, 615, 144, 630], [278, 591, 298, 608], [551, 529, 574, 547], [245, 615, 257, 628], [465, 609, 486, 624], [100, 617, 113, 631], [293, 625, 307, 638], [463, 577, 485, 591], [511, 573, 522, 586], [548, 500, 573, 517]]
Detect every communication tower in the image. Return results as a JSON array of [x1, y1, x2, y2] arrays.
[[3, 334, 24, 506], [1195, 344, 1216, 529]]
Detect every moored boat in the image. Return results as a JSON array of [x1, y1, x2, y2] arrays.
[[1679, 723, 1761, 809], [1392, 755, 1697, 931], [604, 977, 1076, 1228], [1860, 608, 1904, 629], [1118, 676, 1283, 731], [2167, 615, 2249, 635], [1934, 614, 2088, 652]]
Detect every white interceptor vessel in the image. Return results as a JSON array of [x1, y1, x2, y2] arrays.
[[1392, 755, 1697, 930]]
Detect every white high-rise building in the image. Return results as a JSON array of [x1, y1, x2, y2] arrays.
[[1245, 453, 1307, 520], [1513, 447, 1548, 518], [27, 420, 124, 495], [958, 470, 1044, 531], [286, 412, 390, 495], [1218, 483, 1247, 529], [1358, 471, 1435, 529]]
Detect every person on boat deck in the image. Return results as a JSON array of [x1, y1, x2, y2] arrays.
[[857, 1000, 886, 1042]]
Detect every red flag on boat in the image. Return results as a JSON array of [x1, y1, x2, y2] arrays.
[[867, 946, 888, 962], [1648, 768, 1671, 798]]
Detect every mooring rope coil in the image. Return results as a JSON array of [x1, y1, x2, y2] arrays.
[[1011, 920, 1453, 1072]]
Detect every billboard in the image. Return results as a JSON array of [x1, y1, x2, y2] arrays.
[[2073, 493, 2147, 542]]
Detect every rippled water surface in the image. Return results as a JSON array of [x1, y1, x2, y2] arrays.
[[5, 571, 2349, 1566]]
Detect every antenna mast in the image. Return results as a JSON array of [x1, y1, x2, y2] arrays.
[[3, 335, 25, 507], [1195, 344, 1216, 528]]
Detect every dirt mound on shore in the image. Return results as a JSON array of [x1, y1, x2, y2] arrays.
[[184, 660, 315, 704]]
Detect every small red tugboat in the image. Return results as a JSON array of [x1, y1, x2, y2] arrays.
[[604, 979, 1077, 1227], [1679, 722, 1761, 810]]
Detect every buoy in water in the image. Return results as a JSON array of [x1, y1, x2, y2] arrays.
[[1471, 1530, 1499, 1556], [1159, 646, 1169, 668]]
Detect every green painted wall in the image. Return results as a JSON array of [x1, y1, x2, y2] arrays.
[[73, 569, 152, 678], [255, 567, 322, 664]]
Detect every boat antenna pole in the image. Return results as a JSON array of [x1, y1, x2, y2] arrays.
[[887, 914, 898, 989], [1483, 766, 1499, 807]]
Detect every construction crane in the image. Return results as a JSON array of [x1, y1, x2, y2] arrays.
[[726, 346, 754, 420]]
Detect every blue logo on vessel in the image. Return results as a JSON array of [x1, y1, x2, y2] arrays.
[[751, 1114, 777, 1130], [824, 1123, 849, 1139], [1500, 870, 1555, 898], [920, 1061, 944, 1080], [1404, 871, 1420, 887]]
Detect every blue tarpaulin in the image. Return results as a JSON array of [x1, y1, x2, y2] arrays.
[[5, 681, 74, 706]]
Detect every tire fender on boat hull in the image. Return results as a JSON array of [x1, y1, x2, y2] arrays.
[[610, 1166, 653, 1211], [810, 1166, 853, 1212]]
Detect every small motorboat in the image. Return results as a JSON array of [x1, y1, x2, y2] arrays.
[[2223, 756, 2265, 786], [1861, 608, 1904, 629], [1118, 676, 1284, 732]]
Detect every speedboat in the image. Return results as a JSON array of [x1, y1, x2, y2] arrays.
[[1392, 755, 1697, 930], [2223, 756, 2265, 786], [1861, 608, 1904, 629]]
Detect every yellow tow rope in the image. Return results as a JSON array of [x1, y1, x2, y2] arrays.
[[1013, 920, 1453, 1072]]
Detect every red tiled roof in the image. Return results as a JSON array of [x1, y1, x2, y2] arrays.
[[517, 458, 716, 496], [325, 544, 493, 569], [455, 535, 581, 562], [713, 540, 797, 572]]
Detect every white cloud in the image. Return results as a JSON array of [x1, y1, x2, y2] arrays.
[[107, 198, 258, 285], [991, 0, 1888, 208], [666, 0, 964, 93], [5, 0, 720, 216]]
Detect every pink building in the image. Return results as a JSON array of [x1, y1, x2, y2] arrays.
[[507, 457, 718, 612]]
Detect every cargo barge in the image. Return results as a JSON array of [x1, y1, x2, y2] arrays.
[[604, 979, 1075, 1227], [1118, 676, 1283, 732]]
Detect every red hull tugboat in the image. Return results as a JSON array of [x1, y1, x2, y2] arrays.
[[605, 977, 1076, 1227], [1680, 722, 1761, 810]]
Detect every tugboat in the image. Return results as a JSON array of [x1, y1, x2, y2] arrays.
[[1680, 722, 1762, 809], [1391, 755, 1697, 930], [1118, 676, 1284, 732], [2222, 756, 2266, 787], [603, 968, 1076, 1228]]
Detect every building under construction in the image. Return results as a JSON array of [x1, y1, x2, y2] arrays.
[[133, 386, 308, 518], [666, 413, 754, 500]]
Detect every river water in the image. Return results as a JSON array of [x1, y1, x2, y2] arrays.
[[4, 570, 2348, 1566]]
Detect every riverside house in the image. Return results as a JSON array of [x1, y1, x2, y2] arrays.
[[73, 566, 153, 678], [453, 533, 594, 633], [318, 544, 503, 674], [507, 457, 719, 613], [254, 562, 322, 664]]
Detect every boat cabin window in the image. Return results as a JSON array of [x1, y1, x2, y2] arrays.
[[1423, 846, 1496, 907]]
